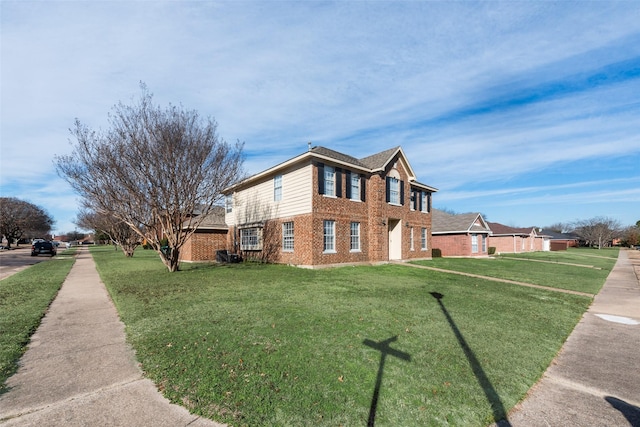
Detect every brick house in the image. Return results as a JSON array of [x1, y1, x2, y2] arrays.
[[431, 209, 492, 256], [222, 145, 437, 267], [486, 222, 547, 254], [179, 206, 228, 262]]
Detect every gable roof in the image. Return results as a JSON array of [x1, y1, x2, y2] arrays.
[[182, 206, 227, 230], [225, 145, 438, 193], [432, 209, 491, 234], [486, 222, 538, 236]]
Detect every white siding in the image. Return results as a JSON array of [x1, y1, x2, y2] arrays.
[[226, 163, 313, 226]]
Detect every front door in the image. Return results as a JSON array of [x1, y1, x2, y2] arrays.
[[388, 219, 402, 260]]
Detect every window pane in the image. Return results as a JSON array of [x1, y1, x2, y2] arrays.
[[421, 228, 427, 250], [225, 195, 232, 213], [274, 175, 282, 201], [350, 174, 360, 201], [324, 167, 335, 197], [323, 220, 335, 251], [389, 178, 399, 204], [350, 222, 360, 251], [283, 221, 294, 251], [471, 234, 478, 253]]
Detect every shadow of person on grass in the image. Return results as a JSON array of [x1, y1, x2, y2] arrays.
[[430, 291, 512, 426]]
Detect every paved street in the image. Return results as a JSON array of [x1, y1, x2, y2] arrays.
[[0, 247, 55, 281]]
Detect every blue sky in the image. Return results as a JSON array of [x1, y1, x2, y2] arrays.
[[1, 1, 639, 234]]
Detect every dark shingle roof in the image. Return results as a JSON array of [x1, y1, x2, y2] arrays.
[[310, 146, 369, 168], [432, 209, 490, 234], [486, 222, 535, 236], [358, 146, 401, 169], [182, 206, 227, 230]]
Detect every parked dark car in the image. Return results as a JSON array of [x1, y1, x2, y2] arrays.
[[31, 241, 57, 257]]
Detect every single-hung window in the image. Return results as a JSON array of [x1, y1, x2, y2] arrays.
[[410, 227, 414, 250], [350, 173, 360, 201], [421, 228, 427, 250], [471, 234, 478, 253], [324, 166, 335, 197], [274, 175, 282, 201], [421, 192, 429, 212], [323, 220, 335, 252], [350, 222, 360, 251], [225, 194, 232, 213], [282, 221, 294, 251], [388, 177, 400, 205]]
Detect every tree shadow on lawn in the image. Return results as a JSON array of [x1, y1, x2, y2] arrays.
[[429, 291, 512, 427]]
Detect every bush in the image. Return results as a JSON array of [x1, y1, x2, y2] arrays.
[[432, 248, 442, 258], [488, 247, 496, 255]]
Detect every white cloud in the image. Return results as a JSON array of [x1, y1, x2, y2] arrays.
[[2, 1, 639, 231]]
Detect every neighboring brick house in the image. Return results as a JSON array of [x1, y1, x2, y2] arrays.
[[431, 209, 492, 256], [180, 206, 228, 262], [222, 145, 437, 267], [543, 230, 579, 251], [486, 222, 547, 254]]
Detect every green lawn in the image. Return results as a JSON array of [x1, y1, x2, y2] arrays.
[[0, 249, 77, 391], [90, 246, 598, 426], [412, 248, 618, 295]]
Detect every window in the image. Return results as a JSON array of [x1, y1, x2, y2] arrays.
[[410, 191, 416, 211], [241, 228, 262, 251], [421, 228, 427, 250], [323, 220, 335, 252], [421, 192, 429, 212], [350, 173, 360, 201], [388, 177, 400, 205], [322, 166, 335, 197], [274, 175, 282, 201], [482, 235, 487, 252], [410, 227, 414, 250], [225, 194, 232, 213], [282, 222, 294, 252], [471, 234, 478, 253], [350, 222, 360, 251]]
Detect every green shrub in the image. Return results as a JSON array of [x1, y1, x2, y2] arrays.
[[432, 248, 442, 257], [488, 247, 497, 255]]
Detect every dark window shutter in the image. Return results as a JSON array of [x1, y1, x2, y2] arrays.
[[317, 163, 325, 195], [400, 181, 405, 205], [361, 177, 366, 202], [345, 171, 352, 199], [428, 193, 432, 212], [418, 191, 423, 212], [336, 168, 342, 198], [385, 177, 391, 203]]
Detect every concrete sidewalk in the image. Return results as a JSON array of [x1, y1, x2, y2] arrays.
[[0, 247, 223, 427], [499, 249, 640, 426]]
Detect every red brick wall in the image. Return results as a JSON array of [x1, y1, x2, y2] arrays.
[[181, 230, 228, 262], [489, 235, 543, 254], [433, 234, 470, 257], [224, 153, 434, 267]]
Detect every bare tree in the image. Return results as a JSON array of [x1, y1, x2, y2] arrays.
[[0, 197, 54, 248], [56, 85, 244, 271], [573, 216, 622, 249], [77, 209, 141, 257], [546, 222, 573, 234]]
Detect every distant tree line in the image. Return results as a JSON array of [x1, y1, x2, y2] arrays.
[[546, 216, 639, 249], [0, 197, 54, 248]]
